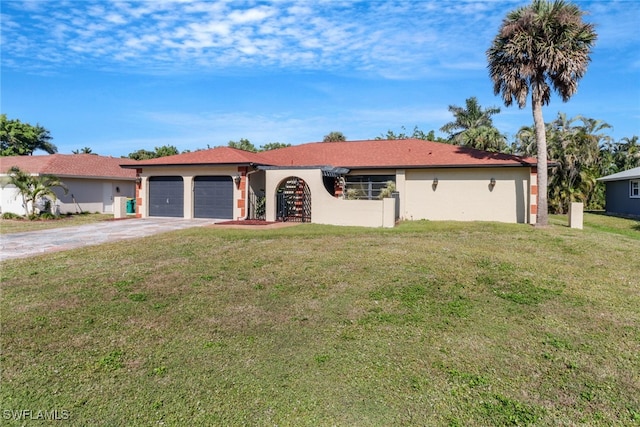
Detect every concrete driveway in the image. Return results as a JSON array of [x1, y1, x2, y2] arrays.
[[0, 218, 217, 261]]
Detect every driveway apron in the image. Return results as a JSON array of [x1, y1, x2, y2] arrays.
[[0, 218, 217, 261]]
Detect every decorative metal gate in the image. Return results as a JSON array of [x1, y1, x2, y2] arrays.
[[276, 177, 311, 222], [248, 189, 266, 220]]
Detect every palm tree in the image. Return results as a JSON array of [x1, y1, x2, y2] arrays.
[[31, 125, 57, 155], [4, 166, 68, 218], [542, 113, 609, 213], [487, 0, 597, 226], [440, 97, 506, 151], [514, 125, 538, 157], [615, 136, 640, 170], [457, 126, 509, 153], [72, 147, 93, 154]]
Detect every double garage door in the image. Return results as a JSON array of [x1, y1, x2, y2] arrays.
[[148, 176, 233, 219]]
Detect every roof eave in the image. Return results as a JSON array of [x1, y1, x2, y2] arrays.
[[54, 174, 136, 181], [121, 161, 268, 168], [598, 176, 640, 182], [340, 162, 536, 170]]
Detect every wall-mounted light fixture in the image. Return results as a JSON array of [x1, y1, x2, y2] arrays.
[[135, 176, 142, 185], [489, 177, 496, 190], [233, 174, 242, 187], [432, 177, 438, 191]]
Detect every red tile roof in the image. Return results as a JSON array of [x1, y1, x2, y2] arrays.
[[0, 154, 136, 179], [258, 139, 536, 168], [123, 146, 269, 166], [123, 140, 535, 170]]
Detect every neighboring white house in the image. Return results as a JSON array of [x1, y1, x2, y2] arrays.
[[122, 139, 539, 227], [0, 154, 136, 216]]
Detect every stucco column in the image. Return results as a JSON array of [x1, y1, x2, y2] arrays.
[[529, 167, 537, 224], [183, 176, 194, 219], [265, 171, 277, 222], [396, 169, 405, 220], [138, 176, 147, 218]]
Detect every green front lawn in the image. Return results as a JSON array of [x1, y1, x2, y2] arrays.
[[0, 213, 116, 234], [1, 215, 638, 425]]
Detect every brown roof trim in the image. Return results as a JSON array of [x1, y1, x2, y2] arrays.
[[120, 162, 265, 168]]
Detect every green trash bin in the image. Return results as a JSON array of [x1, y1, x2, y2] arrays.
[[126, 198, 135, 214]]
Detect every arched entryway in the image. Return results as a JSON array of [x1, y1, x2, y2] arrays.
[[276, 177, 311, 222]]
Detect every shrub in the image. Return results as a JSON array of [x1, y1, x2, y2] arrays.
[[1, 212, 24, 220], [39, 212, 58, 220], [378, 181, 397, 199]]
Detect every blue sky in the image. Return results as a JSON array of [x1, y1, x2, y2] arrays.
[[1, 0, 639, 157]]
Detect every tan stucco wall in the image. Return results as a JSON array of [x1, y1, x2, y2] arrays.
[[137, 166, 242, 219], [401, 167, 530, 223], [134, 165, 531, 225], [264, 168, 394, 227]]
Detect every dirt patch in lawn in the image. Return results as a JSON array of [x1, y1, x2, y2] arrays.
[[212, 219, 301, 229]]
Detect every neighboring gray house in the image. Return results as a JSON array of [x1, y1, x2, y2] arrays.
[[597, 167, 640, 217]]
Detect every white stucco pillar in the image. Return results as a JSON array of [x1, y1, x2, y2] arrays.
[[396, 169, 405, 220], [569, 202, 583, 229], [183, 176, 194, 219], [113, 196, 127, 219], [382, 197, 396, 228]]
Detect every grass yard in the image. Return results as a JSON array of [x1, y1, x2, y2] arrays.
[[1, 215, 639, 425], [0, 213, 115, 234]]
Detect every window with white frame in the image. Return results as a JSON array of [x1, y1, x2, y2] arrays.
[[344, 175, 395, 200], [631, 180, 640, 198]]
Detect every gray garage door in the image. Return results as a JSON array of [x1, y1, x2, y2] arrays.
[[194, 176, 233, 219], [148, 176, 184, 217]]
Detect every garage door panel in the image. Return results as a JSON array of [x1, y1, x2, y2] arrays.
[[194, 176, 233, 219], [149, 177, 184, 217]]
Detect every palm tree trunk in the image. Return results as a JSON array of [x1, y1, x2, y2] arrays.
[[532, 88, 548, 226]]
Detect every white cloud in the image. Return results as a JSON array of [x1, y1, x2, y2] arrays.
[[105, 13, 127, 25], [1, 0, 637, 78], [229, 6, 274, 24]]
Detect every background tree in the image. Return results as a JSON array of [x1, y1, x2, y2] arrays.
[[1, 114, 57, 156], [127, 145, 180, 160], [127, 149, 156, 160], [611, 136, 640, 172], [72, 147, 93, 154], [323, 131, 346, 142], [487, 0, 597, 226], [3, 166, 68, 218], [546, 114, 606, 213], [439, 97, 507, 152], [514, 113, 617, 213], [153, 145, 179, 157], [425, 130, 447, 143], [376, 126, 446, 142], [260, 142, 291, 151], [456, 126, 509, 153], [227, 138, 258, 152]]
